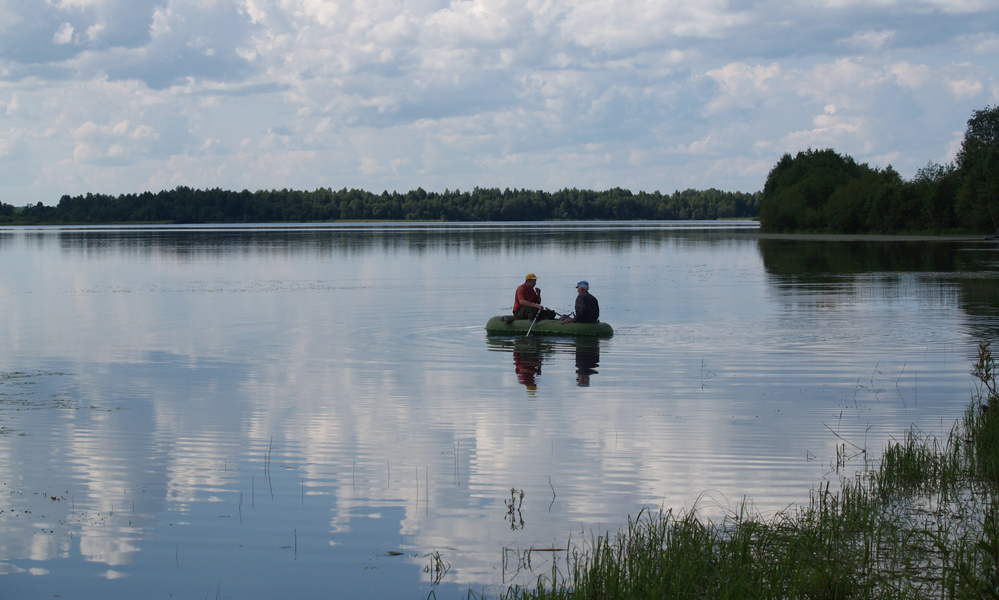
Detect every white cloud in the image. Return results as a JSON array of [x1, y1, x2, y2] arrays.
[[813, 0, 991, 12], [4, 95, 22, 116], [72, 142, 99, 163], [890, 61, 933, 89], [929, 0, 998, 14], [0, 0, 996, 201], [779, 109, 866, 154], [150, 6, 173, 38], [86, 21, 108, 42], [956, 33, 999, 55], [53, 23, 76, 45], [943, 130, 965, 163], [55, 0, 106, 9], [0, 129, 24, 158], [559, 0, 749, 51], [284, 0, 343, 27], [795, 58, 893, 110], [838, 30, 895, 52], [705, 62, 782, 112], [948, 76, 984, 98], [668, 135, 714, 156], [427, 0, 521, 44]]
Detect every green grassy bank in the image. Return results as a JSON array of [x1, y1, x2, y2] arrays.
[[484, 342, 999, 599]]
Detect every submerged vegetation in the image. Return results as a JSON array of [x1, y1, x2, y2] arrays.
[[485, 342, 999, 599]]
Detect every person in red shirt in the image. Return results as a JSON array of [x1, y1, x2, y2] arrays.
[[514, 273, 555, 320]]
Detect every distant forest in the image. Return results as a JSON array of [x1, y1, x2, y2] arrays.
[[0, 186, 760, 224], [4, 105, 993, 231], [759, 104, 999, 234]]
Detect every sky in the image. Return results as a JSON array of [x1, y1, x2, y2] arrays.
[[1, 0, 998, 205]]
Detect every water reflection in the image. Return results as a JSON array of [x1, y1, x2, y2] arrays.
[[513, 341, 543, 394], [2, 221, 759, 260], [5, 224, 999, 600], [757, 235, 999, 339], [574, 338, 600, 387], [757, 237, 963, 283], [485, 336, 603, 392]]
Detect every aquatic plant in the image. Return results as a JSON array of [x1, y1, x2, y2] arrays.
[[486, 343, 999, 599], [506, 488, 525, 531]]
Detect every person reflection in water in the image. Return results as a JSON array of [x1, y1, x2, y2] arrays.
[[575, 340, 600, 387], [513, 342, 543, 396]]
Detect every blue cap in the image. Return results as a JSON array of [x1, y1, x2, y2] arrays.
[[576, 280, 588, 287]]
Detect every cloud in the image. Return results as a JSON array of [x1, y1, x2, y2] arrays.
[[948, 76, 984, 98], [0, 0, 160, 65], [0, 127, 27, 160], [838, 29, 895, 52], [705, 62, 782, 113], [956, 32, 999, 55], [53, 23, 76, 45], [69, 118, 163, 165], [890, 61, 934, 89], [781, 111, 865, 153], [0, 0, 996, 202]]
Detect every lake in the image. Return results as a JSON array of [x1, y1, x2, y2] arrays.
[[2, 222, 998, 598]]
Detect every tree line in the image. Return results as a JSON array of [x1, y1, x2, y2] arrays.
[[0, 186, 760, 224], [6, 104, 991, 230], [759, 105, 999, 234]]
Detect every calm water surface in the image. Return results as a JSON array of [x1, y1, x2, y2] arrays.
[[2, 222, 999, 598]]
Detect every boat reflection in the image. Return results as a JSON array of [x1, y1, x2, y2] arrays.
[[485, 336, 602, 393]]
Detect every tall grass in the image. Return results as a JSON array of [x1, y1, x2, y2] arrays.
[[487, 342, 999, 600]]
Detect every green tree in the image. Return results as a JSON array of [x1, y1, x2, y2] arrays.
[[759, 149, 871, 231], [912, 162, 959, 231], [955, 105, 999, 232]]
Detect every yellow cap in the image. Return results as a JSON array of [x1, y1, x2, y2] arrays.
[[525, 273, 537, 280]]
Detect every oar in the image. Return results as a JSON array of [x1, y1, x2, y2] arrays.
[[525, 308, 541, 336]]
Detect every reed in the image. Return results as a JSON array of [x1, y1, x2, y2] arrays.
[[487, 342, 999, 600]]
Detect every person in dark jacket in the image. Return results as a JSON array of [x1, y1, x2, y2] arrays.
[[562, 281, 599, 324]]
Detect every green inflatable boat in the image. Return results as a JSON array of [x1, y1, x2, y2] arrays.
[[485, 315, 613, 337]]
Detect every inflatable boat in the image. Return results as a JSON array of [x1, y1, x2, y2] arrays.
[[485, 315, 613, 337]]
